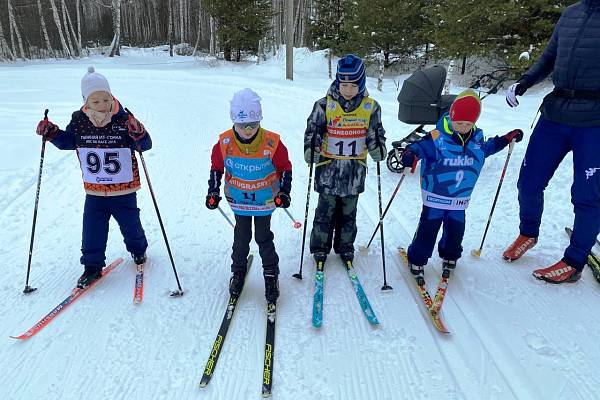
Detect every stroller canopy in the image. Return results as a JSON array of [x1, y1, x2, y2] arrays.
[[397, 65, 455, 125], [398, 65, 447, 105]]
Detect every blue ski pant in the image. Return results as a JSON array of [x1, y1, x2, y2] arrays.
[[517, 116, 600, 270], [81, 192, 148, 267], [407, 206, 465, 267]]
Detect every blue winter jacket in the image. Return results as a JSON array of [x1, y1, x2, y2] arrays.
[[406, 114, 508, 210], [519, 0, 600, 127]]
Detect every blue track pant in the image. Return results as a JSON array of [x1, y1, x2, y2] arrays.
[[518, 116, 600, 270]]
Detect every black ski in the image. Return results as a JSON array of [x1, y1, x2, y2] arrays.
[[262, 302, 277, 397], [199, 254, 253, 388]]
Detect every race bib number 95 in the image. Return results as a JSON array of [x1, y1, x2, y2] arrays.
[[78, 148, 133, 184]]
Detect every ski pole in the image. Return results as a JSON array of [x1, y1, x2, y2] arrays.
[[282, 208, 302, 229], [218, 205, 235, 228], [23, 109, 49, 294], [293, 137, 316, 280], [376, 160, 392, 291], [360, 169, 408, 252], [126, 108, 184, 296], [471, 140, 515, 258]]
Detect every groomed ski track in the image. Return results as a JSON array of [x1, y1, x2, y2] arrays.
[[1, 48, 599, 400]]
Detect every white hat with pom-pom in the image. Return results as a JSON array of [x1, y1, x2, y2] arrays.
[[81, 66, 111, 102]]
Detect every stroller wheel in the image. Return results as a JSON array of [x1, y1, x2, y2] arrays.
[[386, 148, 405, 174]]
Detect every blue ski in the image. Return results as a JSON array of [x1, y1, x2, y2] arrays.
[[342, 260, 379, 325], [312, 261, 325, 328]]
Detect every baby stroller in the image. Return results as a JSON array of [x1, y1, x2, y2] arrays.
[[386, 65, 507, 173]]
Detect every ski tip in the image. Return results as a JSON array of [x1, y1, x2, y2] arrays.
[[261, 388, 272, 398], [9, 335, 28, 340], [199, 382, 208, 388]]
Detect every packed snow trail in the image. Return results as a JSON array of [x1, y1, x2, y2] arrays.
[[1, 48, 599, 399]]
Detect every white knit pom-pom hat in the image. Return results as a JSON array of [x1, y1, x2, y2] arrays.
[[229, 88, 263, 123], [81, 66, 111, 102]]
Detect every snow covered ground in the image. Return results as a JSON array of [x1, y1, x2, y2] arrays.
[[1, 48, 599, 400]]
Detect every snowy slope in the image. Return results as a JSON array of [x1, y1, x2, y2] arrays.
[[1, 48, 599, 400]]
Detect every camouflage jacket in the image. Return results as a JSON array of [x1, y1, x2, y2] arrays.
[[304, 83, 386, 196]]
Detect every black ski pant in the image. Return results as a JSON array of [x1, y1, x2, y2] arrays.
[[231, 214, 279, 275], [310, 193, 359, 255]]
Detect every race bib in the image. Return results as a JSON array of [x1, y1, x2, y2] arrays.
[[78, 148, 133, 184], [323, 134, 367, 158]]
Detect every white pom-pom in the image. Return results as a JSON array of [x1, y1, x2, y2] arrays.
[[518, 51, 530, 61], [87, 66, 95, 73]]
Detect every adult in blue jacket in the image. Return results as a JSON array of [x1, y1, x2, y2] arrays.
[[503, 0, 600, 283]]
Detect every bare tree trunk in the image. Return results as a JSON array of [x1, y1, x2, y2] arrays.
[[285, 0, 293, 80], [58, 0, 75, 56], [168, 0, 174, 56], [209, 15, 215, 56], [179, 0, 185, 44], [328, 48, 332, 79], [192, 0, 202, 56], [377, 50, 384, 91], [293, 0, 304, 47], [7, 0, 25, 58], [49, 0, 71, 57], [37, 0, 54, 56], [0, 18, 14, 60], [62, 0, 80, 56], [109, 0, 121, 56], [76, 0, 82, 51]]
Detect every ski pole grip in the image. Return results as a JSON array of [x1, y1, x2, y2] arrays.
[[44, 109, 49, 120]]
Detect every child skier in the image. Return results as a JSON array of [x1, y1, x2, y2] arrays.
[[304, 54, 387, 265], [400, 89, 523, 280], [206, 88, 292, 304], [35, 67, 151, 288]]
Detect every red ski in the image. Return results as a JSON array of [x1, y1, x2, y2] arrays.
[[11, 258, 124, 340], [133, 262, 145, 304]]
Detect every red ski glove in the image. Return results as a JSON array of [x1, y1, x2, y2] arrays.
[[36, 119, 59, 140], [126, 115, 147, 140]]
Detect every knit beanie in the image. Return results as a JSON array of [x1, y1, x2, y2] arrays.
[[81, 66, 111, 102], [230, 88, 263, 123], [449, 89, 481, 123], [336, 54, 366, 95]]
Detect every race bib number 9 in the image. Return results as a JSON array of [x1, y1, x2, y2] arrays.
[[78, 148, 133, 184]]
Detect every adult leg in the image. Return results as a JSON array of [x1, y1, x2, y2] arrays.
[[80, 194, 111, 268], [517, 117, 571, 237], [565, 124, 600, 270], [110, 193, 148, 257]]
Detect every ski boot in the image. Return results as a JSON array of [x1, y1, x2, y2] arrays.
[[264, 273, 280, 303], [313, 252, 327, 264], [503, 234, 537, 262], [409, 263, 425, 286], [340, 251, 354, 264], [132, 252, 147, 265], [533, 260, 581, 284], [77, 265, 103, 289], [441, 259, 456, 278], [228, 271, 246, 298]]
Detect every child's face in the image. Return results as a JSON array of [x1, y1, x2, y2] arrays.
[[339, 83, 359, 100], [452, 120, 474, 134], [86, 91, 113, 113], [234, 122, 260, 139]]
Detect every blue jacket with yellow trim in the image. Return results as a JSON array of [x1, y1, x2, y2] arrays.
[[406, 114, 509, 205]]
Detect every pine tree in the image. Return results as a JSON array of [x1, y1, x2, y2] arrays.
[[204, 0, 273, 61]]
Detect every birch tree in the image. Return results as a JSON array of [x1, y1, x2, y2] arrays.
[[0, 18, 14, 61], [48, 0, 71, 57], [37, 0, 54, 55], [109, 0, 121, 57], [7, 0, 25, 59]]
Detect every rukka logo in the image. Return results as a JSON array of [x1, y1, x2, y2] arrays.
[[585, 167, 600, 180]]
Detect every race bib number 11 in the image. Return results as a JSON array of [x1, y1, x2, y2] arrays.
[[78, 148, 133, 184]]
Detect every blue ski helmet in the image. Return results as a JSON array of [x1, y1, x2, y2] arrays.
[[336, 54, 366, 95]]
